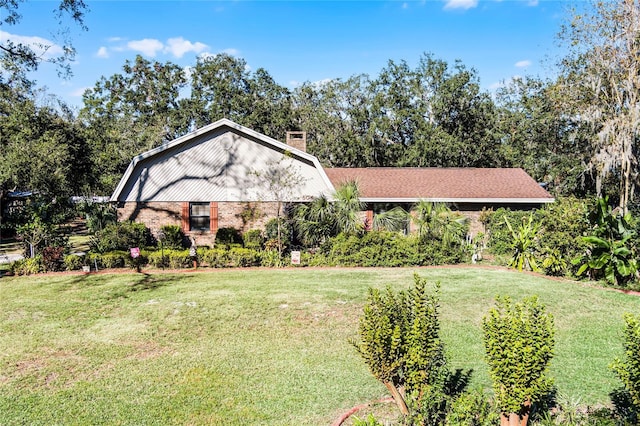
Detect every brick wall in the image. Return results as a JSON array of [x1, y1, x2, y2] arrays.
[[118, 202, 182, 233], [117, 201, 281, 247]]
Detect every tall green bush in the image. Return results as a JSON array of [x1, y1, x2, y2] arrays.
[[611, 314, 640, 410], [158, 224, 185, 249], [352, 274, 455, 420], [215, 227, 243, 246], [242, 229, 264, 250], [90, 221, 152, 253], [482, 296, 555, 426]]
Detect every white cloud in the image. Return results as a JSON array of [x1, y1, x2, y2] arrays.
[[165, 37, 209, 58], [107, 36, 124, 42], [222, 48, 240, 56], [0, 30, 63, 58], [443, 0, 478, 10], [515, 60, 531, 68], [127, 38, 164, 57], [96, 46, 109, 58], [527, 0, 539, 5]]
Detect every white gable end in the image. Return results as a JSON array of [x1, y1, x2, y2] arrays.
[[111, 120, 334, 202]]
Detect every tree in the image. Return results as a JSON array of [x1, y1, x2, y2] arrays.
[[1, 0, 88, 84], [556, 0, 640, 212], [482, 296, 555, 426], [251, 153, 305, 258], [292, 53, 503, 169], [495, 77, 593, 196], [79, 56, 189, 192], [352, 274, 452, 420], [188, 53, 252, 128], [0, 85, 92, 198]]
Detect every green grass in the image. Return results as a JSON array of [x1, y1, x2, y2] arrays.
[[1, 267, 639, 425]]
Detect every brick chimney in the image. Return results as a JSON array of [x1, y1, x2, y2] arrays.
[[286, 131, 307, 152]]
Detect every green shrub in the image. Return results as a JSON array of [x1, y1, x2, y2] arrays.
[[351, 414, 384, 426], [63, 254, 85, 271], [486, 209, 530, 256], [243, 229, 264, 250], [352, 274, 454, 418], [260, 249, 283, 267], [318, 231, 466, 267], [504, 214, 541, 272], [146, 250, 167, 269], [446, 389, 499, 426], [215, 227, 243, 246], [265, 218, 292, 252], [482, 296, 555, 422], [611, 314, 640, 410], [159, 224, 185, 249], [98, 251, 128, 269], [228, 248, 261, 267], [90, 221, 152, 253], [168, 250, 191, 269], [575, 197, 638, 287], [487, 199, 592, 276], [536, 197, 591, 276], [10, 256, 45, 275], [201, 248, 230, 268]]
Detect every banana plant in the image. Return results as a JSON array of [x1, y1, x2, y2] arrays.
[[504, 213, 541, 272], [575, 197, 638, 286]]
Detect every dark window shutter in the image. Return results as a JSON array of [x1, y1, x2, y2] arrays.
[[210, 202, 219, 233], [181, 202, 189, 232]]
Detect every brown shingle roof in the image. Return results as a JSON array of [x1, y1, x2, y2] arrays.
[[323, 168, 554, 202]]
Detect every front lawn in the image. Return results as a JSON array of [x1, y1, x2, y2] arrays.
[[0, 267, 638, 424]]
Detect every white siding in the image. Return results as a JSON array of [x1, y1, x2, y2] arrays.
[[114, 125, 332, 202]]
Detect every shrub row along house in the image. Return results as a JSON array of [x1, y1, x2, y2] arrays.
[[111, 119, 554, 246]]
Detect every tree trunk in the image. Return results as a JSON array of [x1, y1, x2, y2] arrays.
[[383, 381, 409, 416], [500, 400, 531, 426]]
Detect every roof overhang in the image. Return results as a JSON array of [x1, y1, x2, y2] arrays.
[[360, 197, 555, 204]]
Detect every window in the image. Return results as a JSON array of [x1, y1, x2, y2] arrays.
[[189, 202, 210, 231]]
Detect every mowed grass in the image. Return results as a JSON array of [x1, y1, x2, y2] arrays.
[[1, 267, 639, 425]]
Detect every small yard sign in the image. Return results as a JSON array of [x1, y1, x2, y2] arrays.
[[291, 251, 301, 265], [130, 247, 140, 258]]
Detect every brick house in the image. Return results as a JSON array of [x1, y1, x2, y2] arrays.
[[110, 119, 334, 246], [111, 119, 554, 245]]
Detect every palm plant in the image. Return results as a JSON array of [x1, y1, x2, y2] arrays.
[[333, 180, 366, 235], [293, 194, 336, 247], [372, 206, 409, 233], [504, 213, 541, 272], [412, 200, 468, 245]]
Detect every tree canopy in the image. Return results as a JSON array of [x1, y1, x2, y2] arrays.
[[2, 0, 639, 213]]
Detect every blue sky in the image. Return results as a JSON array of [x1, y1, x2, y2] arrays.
[[6, 0, 572, 109]]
